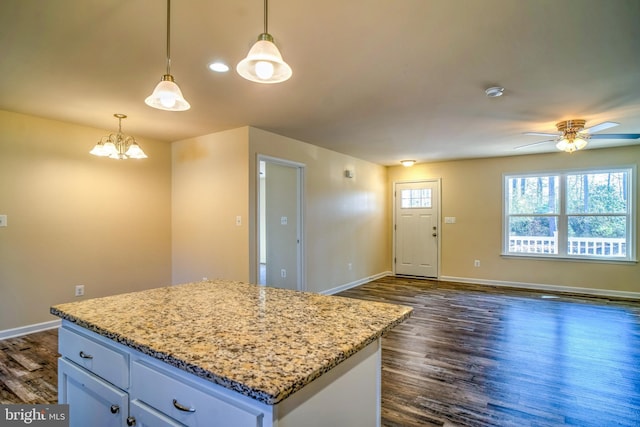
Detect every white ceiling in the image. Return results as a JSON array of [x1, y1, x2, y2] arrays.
[[1, 0, 639, 165]]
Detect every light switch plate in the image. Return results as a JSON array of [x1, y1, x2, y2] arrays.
[[0, 215, 7, 227], [444, 216, 456, 224]]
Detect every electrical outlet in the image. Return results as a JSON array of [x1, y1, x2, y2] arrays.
[[474, 260, 481, 267], [75, 284, 85, 297], [235, 216, 242, 226], [281, 269, 287, 278], [348, 263, 352, 271], [0, 215, 7, 227]]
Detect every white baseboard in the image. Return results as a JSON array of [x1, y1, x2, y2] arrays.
[[0, 319, 61, 340], [320, 271, 393, 295], [440, 275, 640, 300]]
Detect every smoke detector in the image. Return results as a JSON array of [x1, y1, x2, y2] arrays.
[[485, 86, 504, 98]]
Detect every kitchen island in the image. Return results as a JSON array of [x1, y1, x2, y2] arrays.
[[51, 280, 412, 427]]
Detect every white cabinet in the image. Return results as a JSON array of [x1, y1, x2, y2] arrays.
[[58, 358, 129, 427], [58, 322, 266, 427], [131, 360, 263, 427], [58, 320, 382, 427]]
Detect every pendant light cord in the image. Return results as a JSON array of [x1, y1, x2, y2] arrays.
[[166, 0, 172, 75], [264, 0, 268, 34]]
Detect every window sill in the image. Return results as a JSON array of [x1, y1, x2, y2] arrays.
[[500, 253, 638, 265]]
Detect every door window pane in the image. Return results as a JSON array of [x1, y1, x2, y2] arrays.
[[401, 189, 432, 208]]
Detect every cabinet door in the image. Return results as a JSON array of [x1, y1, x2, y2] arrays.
[[58, 358, 128, 427], [130, 400, 186, 427]]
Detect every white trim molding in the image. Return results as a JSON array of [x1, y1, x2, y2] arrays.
[[320, 271, 392, 295], [0, 319, 61, 340], [440, 275, 640, 300]]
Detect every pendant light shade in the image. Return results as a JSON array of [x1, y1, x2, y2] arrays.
[[145, 74, 190, 111], [145, 0, 190, 111], [237, 0, 292, 84]]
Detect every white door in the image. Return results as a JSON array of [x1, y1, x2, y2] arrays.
[[394, 180, 440, 277]]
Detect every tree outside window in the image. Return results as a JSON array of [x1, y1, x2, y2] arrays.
[[504, 168, 633, 260]]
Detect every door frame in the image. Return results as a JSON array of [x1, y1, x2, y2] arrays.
[[392, 179, 442, 278], [255, 154, 306, 291]]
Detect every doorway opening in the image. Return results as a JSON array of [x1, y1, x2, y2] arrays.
[[257, 156, 305, 290]]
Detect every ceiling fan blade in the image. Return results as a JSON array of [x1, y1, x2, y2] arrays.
[[523, 132, 558, 137], [589, 133, 640, 140], [514, 139, 555, 150], [584, 121, 619, 134]]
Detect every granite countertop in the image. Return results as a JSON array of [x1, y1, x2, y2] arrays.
[[50, 280, 412, 405]]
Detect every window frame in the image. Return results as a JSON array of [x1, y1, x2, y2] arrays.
[[502, 166, 636, 262]]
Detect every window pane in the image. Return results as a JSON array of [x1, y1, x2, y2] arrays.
[[567, 216, 627, 256], [508, 216, 558, 254], [566, 171, 628, 214], [508, 176, 559, 214], [401, 188, 431, 209]]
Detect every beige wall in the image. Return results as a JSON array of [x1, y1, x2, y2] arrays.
[[0, 110, 172, 331], [388, 146, 640, 294], [171, 127, 250, 284], [248, 128, 390, 293]]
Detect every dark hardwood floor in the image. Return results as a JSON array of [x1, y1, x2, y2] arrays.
[[339, 277, 640, 427], [1, 277, 639, 426], [0, 328, 58, 404]]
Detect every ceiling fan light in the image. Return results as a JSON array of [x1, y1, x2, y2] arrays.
[[145, 75, 191, 111], [237, 35, 292, 83], [574, 137, 588, 150]]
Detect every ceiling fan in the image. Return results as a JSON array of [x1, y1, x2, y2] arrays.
[[516, 119, 640, 153]]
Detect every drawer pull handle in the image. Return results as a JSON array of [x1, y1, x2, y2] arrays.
[[79, 351, 93, 359], [126, 416, 136, 426], [173, 399, 196, 413], [110, 405, 120, 414]]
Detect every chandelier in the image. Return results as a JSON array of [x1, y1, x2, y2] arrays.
[[89, 114, 148, 160]]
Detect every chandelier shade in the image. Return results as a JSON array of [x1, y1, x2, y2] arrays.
[[90, 114, 147, 160], [145, 0, 190, 111], [237, 0, 292, 84]]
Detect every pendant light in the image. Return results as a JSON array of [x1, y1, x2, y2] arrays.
[[145, 0, 190, 111], [237, 0, 292, 84]]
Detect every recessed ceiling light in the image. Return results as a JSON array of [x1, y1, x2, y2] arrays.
[[209, 62, 230, 73], [485, 86, 504, 98]]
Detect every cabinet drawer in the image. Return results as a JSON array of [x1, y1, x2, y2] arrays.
[[59, 326, 129, 390], [131, 399, 186, 427], [131, 360, 263, 427], [58, 358, 129, 427]]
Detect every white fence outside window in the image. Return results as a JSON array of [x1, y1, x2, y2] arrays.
[[509, 235, 626, 256]]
